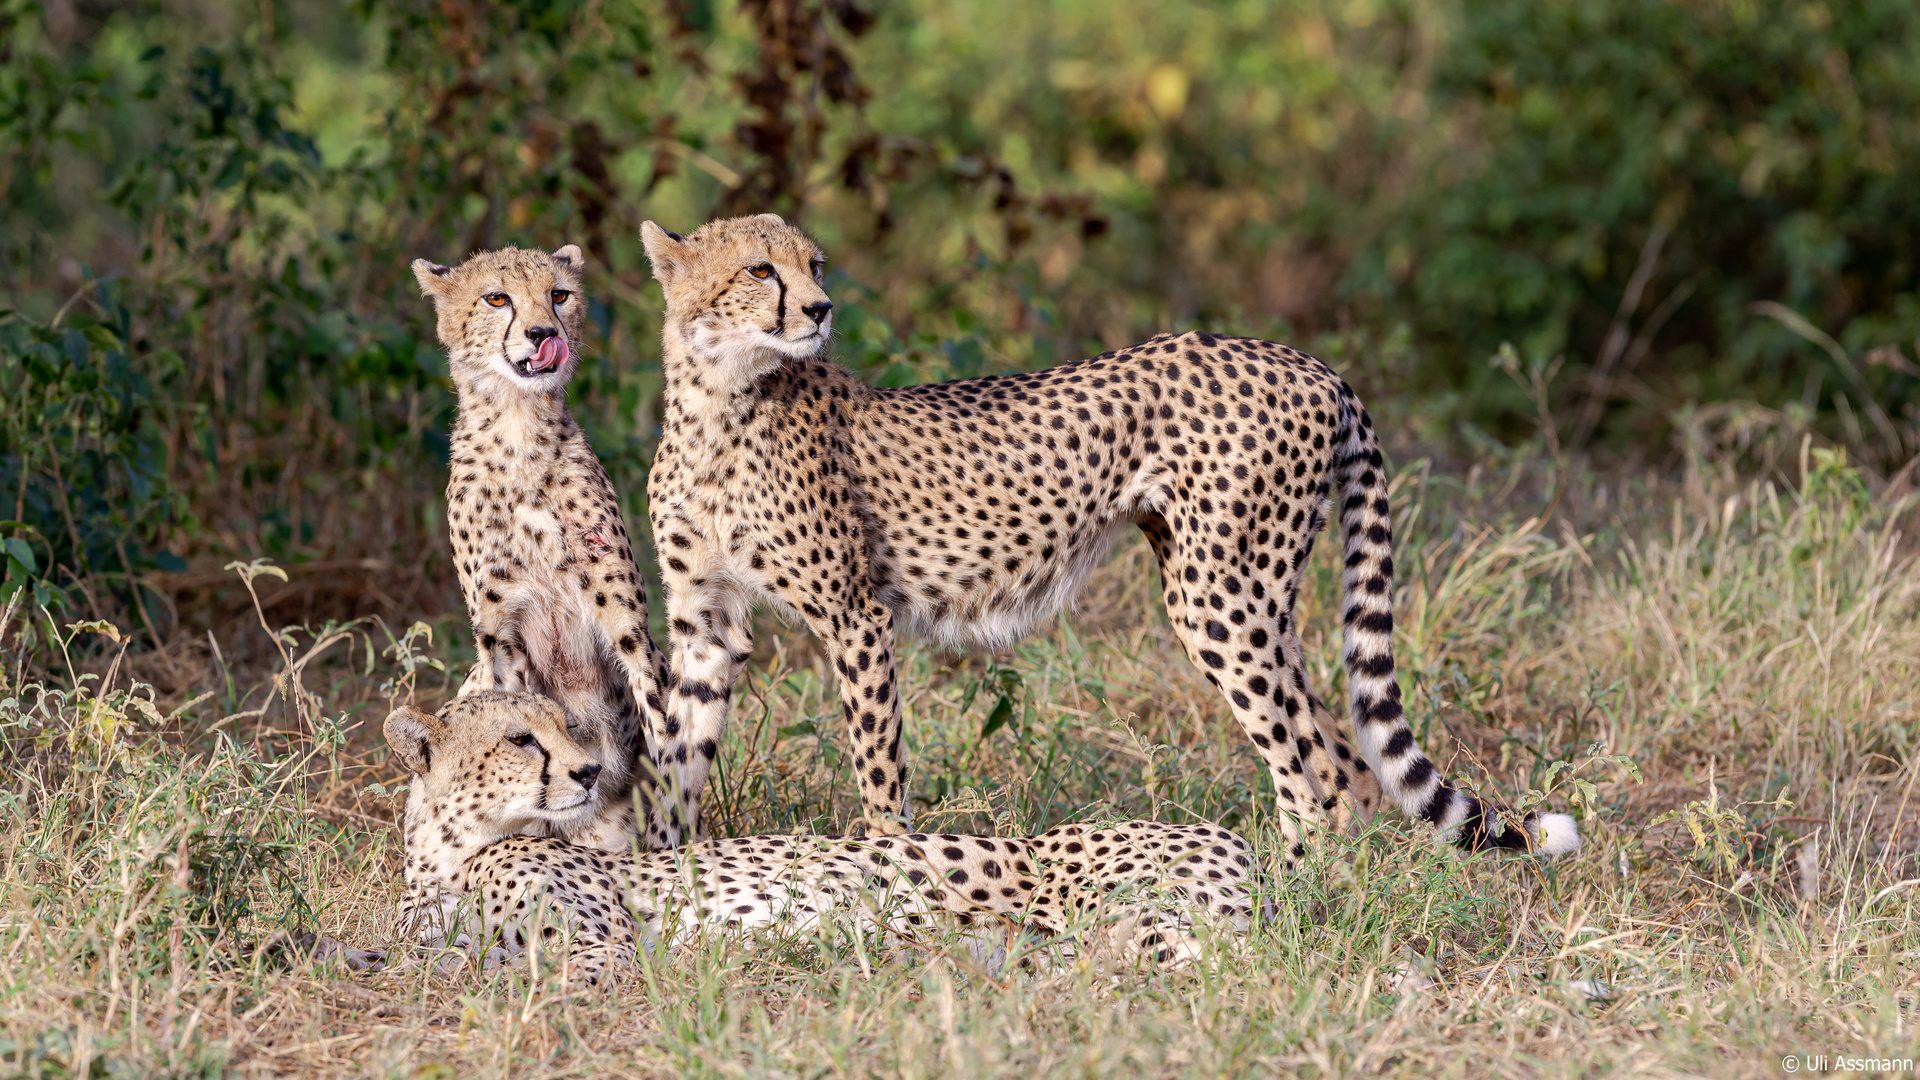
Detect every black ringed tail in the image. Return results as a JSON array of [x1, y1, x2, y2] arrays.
[[1330, 383, 1579, 857]]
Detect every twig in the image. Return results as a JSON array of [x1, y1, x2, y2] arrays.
[[659, 140, 744, 188], [42, 453, 104, 620], [1570, 223, 1667, 451], [48, 280, 100, 328], [116, 538, 179, 682]]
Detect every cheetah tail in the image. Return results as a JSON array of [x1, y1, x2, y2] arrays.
[[1331, 390, 1579, 857]]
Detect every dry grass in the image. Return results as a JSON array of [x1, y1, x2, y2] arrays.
[[4, 448, 1920, 1079]]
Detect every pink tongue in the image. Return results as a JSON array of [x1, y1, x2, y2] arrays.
[[531, 335, 568, 371]]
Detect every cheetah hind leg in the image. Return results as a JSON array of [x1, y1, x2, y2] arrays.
[[1288, 647, 1383, 830], [1143, 523, 1355, 868]]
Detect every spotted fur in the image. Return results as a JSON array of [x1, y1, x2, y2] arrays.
[[411, 246, 673, 850], [635, 215, 1579, 865], [387, 692, 1261, 986]]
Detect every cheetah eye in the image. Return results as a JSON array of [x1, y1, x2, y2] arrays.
[[811, 262, 824, 283], [507, 732, 538, 748], [551, 290, 570, 306], [748, 264, 775, 280], [484, 293, 509, 308]]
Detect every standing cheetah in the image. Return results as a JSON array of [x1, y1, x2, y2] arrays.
[[411, 246, 673, 850], [386, 692, 1262, 986], [635, 214, 1578, 866]]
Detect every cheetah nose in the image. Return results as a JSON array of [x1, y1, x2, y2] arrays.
[[569, 763, 602, 790], [526, 325, 560, 343], [802, 300, 832, 326]]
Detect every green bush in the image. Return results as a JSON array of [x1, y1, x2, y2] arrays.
[[1374, 0, 1920, 451]]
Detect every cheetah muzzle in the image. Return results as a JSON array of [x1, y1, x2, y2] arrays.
[[513, 332, 570, 379], [632, 213, 1579, 867]]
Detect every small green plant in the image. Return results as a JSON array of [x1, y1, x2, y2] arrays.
[[1519, 748, 1643, 828], [959, 659, 1027, 742], [1648, 764, 1792, 878]]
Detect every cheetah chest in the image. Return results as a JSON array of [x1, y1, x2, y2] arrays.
[[472, 464, 621, 690], [652, 461, 772, 589]]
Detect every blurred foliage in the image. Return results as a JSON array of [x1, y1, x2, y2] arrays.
[[1393, 0, 1920, 452], [0, 0, 1915, 664], [0, 283, 179, 627], [835, 0, 1919, 453]]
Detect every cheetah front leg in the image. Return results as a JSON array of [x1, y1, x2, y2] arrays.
[[568, 522, 673, 763], [573, 558, 675, 846], [650, 563, 754, 848], [459, 621, 532, 697], [815, 601, 911, 835]]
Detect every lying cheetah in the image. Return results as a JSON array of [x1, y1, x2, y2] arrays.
[[411, 246, 674, 849], [386, 691, 1262, 986], [636, 214, 1578, 865]]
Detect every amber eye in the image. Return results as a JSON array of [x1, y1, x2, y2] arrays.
[[551, 290, 570, 306], [507, 732, 537, 748], [748, 264, 774, 280], [484, 294, 509, 308]]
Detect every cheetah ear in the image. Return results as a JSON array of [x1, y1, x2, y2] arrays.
[[754, 212, 786, 227], [639, 221, 688, 287], [550, 244, 584, 276], [384, 705, 446, 776], [411, 258, 456, 302]]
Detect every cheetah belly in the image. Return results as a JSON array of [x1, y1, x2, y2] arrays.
[[848, 403, 1161, 650], [881, 521, 1132, 649], [865, 494, 1139, 650]]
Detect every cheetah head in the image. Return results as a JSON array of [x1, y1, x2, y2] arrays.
[[640, 214, 831, 393], [386, 691, 604, 885], [411, 245, 587, 396]]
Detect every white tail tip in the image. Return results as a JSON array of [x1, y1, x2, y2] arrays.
[[1531, 813, 1581, 855]]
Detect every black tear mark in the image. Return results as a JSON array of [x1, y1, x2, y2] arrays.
[[772, 268, 788, 337], [499, 297, 518, 366], [536, 744, 551, 808]]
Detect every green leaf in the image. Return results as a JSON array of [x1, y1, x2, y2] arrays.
[[4, 537, 36, 575], [82, 325, 123, 352], [981, 695, 1014, 739], [68, 619, 124, 642]]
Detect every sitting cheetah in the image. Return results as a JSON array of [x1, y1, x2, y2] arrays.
[[386, 691, 1263, 986], [411, 245, 674, 849], [634, 214, 1578, 865]]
